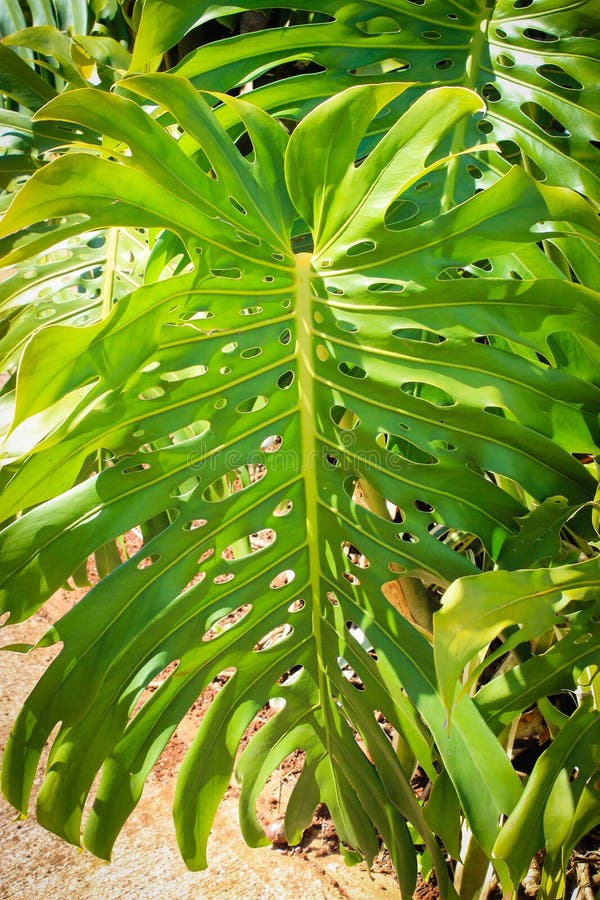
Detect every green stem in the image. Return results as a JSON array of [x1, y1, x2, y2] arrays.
[[100, 227, 119, 318], [295, 251, 335, 728]]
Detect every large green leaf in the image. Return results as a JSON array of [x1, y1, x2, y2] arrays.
[[132, 0, 600, 197], [492, 700, 600, 889], [0, 227, 148, 375], [434, 556, 600, 713], [1, 79, 599, 894]]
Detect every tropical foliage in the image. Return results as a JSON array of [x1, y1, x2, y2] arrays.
[[1, 3, 599, 898]]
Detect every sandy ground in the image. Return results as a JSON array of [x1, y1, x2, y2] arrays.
[[0, 596, 399, 900]]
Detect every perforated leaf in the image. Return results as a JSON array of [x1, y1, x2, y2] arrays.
[[0, 79, 599, 894], [0, 227, 148, 374], [133, 0, 600, 197]]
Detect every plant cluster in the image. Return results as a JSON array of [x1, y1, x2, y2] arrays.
[[0, 3, 599, 897]]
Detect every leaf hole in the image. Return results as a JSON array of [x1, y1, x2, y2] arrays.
[[183, 519, 207, 531], [202, 604, 251, 642], [229, 196, 247, 215], [222, 529, 276, 561], [331, 405, 360, 430], [386, 433, 437, 465], [397, 532, 420, 543], [160, 365, 207, 382], [521, 102, 570, 138], [236, 395, 268, 413], [401, 382, 456, 407], [342, 541, 370, 568], [179, 309, 214, 322], [122, 462, 151, 474], [261, 434, 282, 453], [170, 475, 201, 499], [346, 476, 404, 523], [392, 327, 445, 343], [278, 663, 303, 684], [346, 240, 376, 257], [482, 82, 502, 102], [137, 554, 160, 570], [139, 385, 166, 400], [210, 267, 241, 279], [235, 230, 261, 246], [277, 370, 295, 390], [279, 328, 292, 345], [338, 361, 367, 380], [270, 570, 295, 589], [179, 571, 207, 593], [214, 572, 235, 584], [327, 591, 339, 606], [537, 64, 582, 91], [202, 465, 266, 501], [367, 281, 405, 293], [435, 57, 454, 71], [241, 347, 262, 359], [254, 623, 293, 652], [273, 499, 293, 517], [343, 571, 360, 585], [523, 27, 558, 42], [240, 306, 263, 316], [337, 657, 365, 690]]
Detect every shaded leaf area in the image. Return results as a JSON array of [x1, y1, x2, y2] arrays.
[[133, 0, 600, 198], [0, 80, 599, 897], [435, 557, 600, 891], [0, 227, 148, 374], [0, 4, 130, 187]]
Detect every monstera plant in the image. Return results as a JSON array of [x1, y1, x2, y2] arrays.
[[1, 3, 599, 899]]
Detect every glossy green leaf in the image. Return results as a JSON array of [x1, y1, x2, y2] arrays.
[[475, 607, 600, 734], [0, 227, 148, 374], [0, 78, 598, 895], [132, 0, 600, 197], [434, 556, 600, 713], [493, 701, 600, 888]]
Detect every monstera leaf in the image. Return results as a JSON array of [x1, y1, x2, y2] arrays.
[[132, 0, 600, 198], [1, 79, 599, 897], [0, 227, 148, 375], [0, 1, 130, 187]]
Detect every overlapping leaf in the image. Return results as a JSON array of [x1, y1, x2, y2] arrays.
[[133, 0, 600, 197], [1, 79, 599, 896], [434, 556, 600, 713]]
